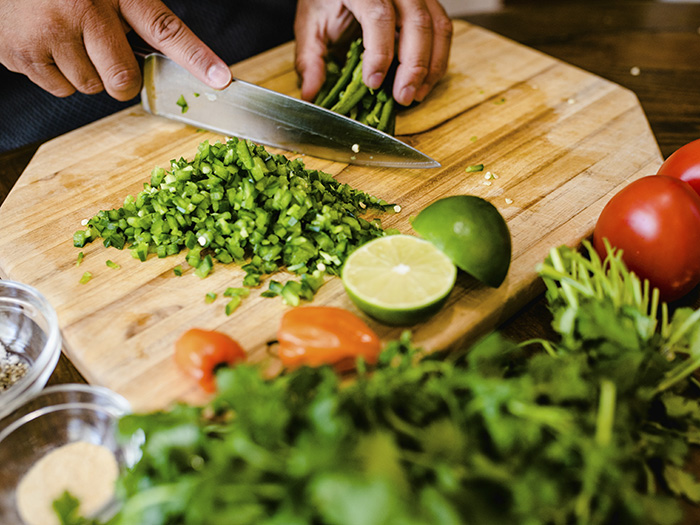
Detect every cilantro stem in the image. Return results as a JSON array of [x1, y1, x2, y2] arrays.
[[595, 379, 616, 446], [508, 400, 574, 433], [665, 307, 700, 349], [546, 246, 580, 308], [383, 408, 421, 440], [538, 264, 591, 303], [653, 354, 700, 395], [518, 338, 558, 357]]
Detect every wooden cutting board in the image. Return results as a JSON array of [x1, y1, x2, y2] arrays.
[[0, 20, 662, 411]]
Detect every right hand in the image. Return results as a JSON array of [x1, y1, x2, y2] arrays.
[[0, 0, 232, 101]]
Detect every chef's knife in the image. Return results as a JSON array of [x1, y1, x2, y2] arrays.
[[140, 52, 440, 169]]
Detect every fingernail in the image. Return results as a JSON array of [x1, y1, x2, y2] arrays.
[[368, 72, 384, 90], [207, 64, 232, 89], [399, 85, 416, 106]]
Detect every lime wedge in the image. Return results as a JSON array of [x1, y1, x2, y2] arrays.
[[341, 234, 457, 325], [411, 195, 511, 287]]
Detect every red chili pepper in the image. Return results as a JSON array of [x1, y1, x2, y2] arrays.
[[174, 328, 246, 393], [277, 306, 382, 370]]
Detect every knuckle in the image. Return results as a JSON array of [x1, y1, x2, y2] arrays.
[[2, 54, 26, 74], [433, 16, 454, 40], [59, 0, 94, 10], [9, 44, 42, 70], [147, 11, 188, 46], [50, 84, 77, 98], [105, 64, 141, 98], [29, 64, 76, 97], [429, 59, 448, 81], [407, 9, 434, 34], [180, 45, 211, 72], [364, 2, 395, 26], [18, 57, 54, 80], [55, 0, 97, 27], [76, 76, 104, 95], [368, 49, 394, 67], [407, 63, 430, 80]]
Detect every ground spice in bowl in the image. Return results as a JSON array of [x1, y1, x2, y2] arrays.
[[15, 441, 119, 525]]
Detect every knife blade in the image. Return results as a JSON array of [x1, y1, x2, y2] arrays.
[[140, 53, 440, 169]]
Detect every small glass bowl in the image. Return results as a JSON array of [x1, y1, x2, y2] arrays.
[[0, 280, 62, 420], [0, 384, 142, 525]]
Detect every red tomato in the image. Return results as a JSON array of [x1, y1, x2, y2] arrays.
[[277, 306, 382, 370], [174, 328, 246, 393], [657, 138, 700, 197], [593, 175, 700, 302]]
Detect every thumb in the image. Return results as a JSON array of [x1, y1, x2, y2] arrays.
[[120, 0, 231, 89]]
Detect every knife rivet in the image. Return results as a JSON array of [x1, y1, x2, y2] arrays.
[[352, 143, 360, 153]]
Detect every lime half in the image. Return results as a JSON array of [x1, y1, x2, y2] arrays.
[[342, 234, 457, 325], [411, 195, 511, 288]]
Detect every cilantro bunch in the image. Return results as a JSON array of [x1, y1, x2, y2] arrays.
[[71, 242, 700, 525]]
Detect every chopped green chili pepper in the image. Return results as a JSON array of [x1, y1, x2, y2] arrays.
[[76, 252, 84, 266], [259, 271, 324, 305], [465, 164, 484, 173], [205, 292, 217, 304], [225, 295, 242, 315], [105, 260, 121, 269], [173, 265, 183, 276], [223, 287, 250, 298], [73, 230, 89, 248], [73, 137, 393, 304], [79, 271, 93, 284], [194, 255, 214, 279]]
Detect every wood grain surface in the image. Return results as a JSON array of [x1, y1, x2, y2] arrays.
[[0, 20, 663, 411]]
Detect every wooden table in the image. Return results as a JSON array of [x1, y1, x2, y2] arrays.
[[1, 0, 700, 520], [0, 0, 694, 386]]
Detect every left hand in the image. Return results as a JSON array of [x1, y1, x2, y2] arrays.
[[294, 0, 453, 106]]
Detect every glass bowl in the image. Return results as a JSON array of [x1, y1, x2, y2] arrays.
[[0, 384, 142, 525], [0, 280, 62, 420]]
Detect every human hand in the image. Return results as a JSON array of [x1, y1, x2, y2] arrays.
[[0, 0, 232, 101], [294, 0, 452, 106]]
